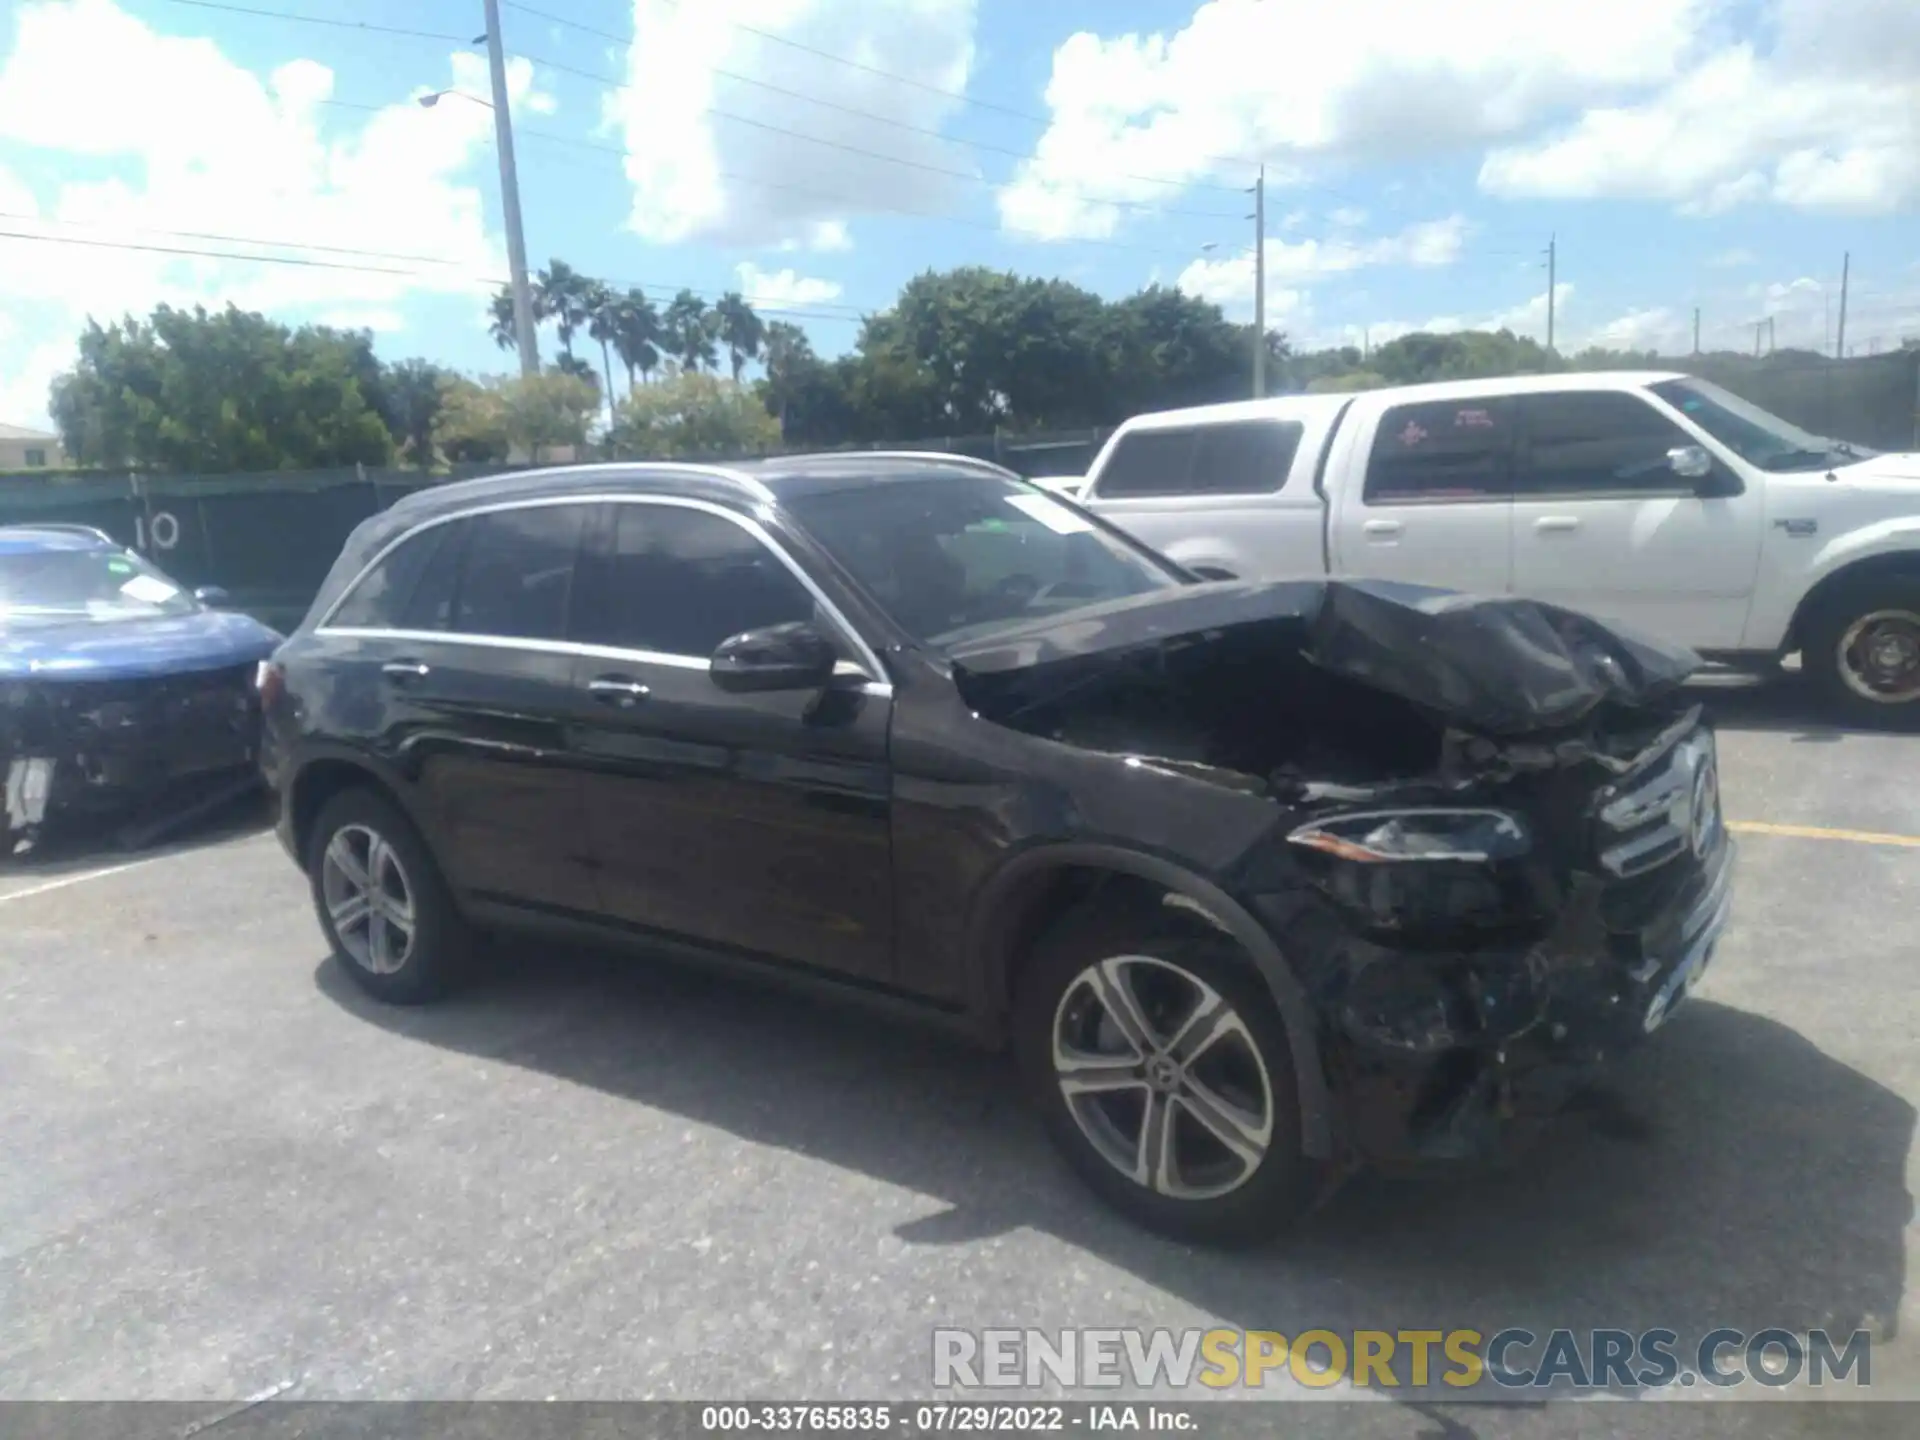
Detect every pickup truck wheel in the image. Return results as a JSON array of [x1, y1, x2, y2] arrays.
[[1014, 903, 1317, 1246], [308, 788, 470, 1004], [1804, 579, 1920, 728]]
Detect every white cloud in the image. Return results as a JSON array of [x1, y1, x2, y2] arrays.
[[998, 0, 1705, 238], [777, 219, 854, 254], [1175, 215, 1467, 313], [1327, 207, 1369, 228], [604, 0, 976, 248], [1708, 248, 1758, 269], [0, 0, 542, 428], [1577, 305, 1691, 354], [1317, 283, 1576, 354], [1479, 2, 1920, 215], [734, 261, 844, 310]]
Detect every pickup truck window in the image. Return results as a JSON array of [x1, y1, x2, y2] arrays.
[[1365, 398, 1513, 503], [1515, 392, 1697, 497], [1095, 421, 1301, 498]]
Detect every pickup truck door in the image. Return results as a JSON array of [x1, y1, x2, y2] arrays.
[[1082, 419, 1326, 580], [1326, 395, 1516, 595], [1507, 390, 1762, 648]]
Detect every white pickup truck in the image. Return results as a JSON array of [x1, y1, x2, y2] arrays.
[[1076, 370, 1920, 723]]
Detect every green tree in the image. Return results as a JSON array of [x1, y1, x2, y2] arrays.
[[384, 358, 454, 470], [582, 279, 620, 426], [711, 291, 767, 383], [663, 290, 717, 373], [611, 370, 781, 459], [49, 304, 393, 471], [760, 320, 815, 435], [486, 288, 520, 356], [434, 374, 511, 463], [503, 371, 600, 461]]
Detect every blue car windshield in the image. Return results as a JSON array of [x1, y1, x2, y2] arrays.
[[0, 547, 199, 629]]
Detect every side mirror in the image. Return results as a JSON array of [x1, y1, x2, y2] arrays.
[[710, 621, 839, 693], [1667, 444, 1714, 482], [193, 585, 232, 608]]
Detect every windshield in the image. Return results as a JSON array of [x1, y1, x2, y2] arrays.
[[785, 472, 1183, 646], [0, 546, 199, 629], [1648, 377, 1859, 472]]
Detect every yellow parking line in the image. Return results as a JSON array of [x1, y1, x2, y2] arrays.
[[1728, 820, 1920, 848]]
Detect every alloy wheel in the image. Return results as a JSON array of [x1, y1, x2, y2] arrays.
[[320, 823, 417, 975], [1051, 954, 1275, 1200]]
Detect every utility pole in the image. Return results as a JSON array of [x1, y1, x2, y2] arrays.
[[1836, 251, 1850, 361], [1754, 320, 1765, 357], [1544, 234, 1556, 353], [1692, 307, 1701, 355], [1251, 165, 1267, 398], [483, 0, 539, 378]]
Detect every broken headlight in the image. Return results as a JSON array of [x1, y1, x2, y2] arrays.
[[1287, 808, 1537, 935]]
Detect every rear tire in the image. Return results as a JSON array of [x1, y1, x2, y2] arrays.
[[1014, 901, 1319, 1246], [307, 788, 469, 1004], [1802, 576, 1920, 728]]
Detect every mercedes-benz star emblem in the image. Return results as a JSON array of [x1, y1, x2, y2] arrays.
[[1689, 758, 1719, 858]]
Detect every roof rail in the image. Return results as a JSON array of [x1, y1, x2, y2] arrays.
[[3, 522, 117, 544], [789, 450, 1025, 481]]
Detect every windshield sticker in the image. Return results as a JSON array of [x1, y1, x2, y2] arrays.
[[1005, 493, 1094, 536], [119, 574, 180, 604], [107, 558, 133, 574]]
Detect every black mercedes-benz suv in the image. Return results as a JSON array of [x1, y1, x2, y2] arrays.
[[261, 453, 1734, 1243]]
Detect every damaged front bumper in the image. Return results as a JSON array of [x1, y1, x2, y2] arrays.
[[2, 664, 262, 852], [1254, 718, 1737, 1167]]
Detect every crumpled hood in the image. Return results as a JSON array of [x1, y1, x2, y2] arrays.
[[947, 578, 1699, 737], [0, 609, 282, 681]]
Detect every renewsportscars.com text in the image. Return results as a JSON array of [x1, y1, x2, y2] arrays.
[[932, 1327, 1873, 1392]]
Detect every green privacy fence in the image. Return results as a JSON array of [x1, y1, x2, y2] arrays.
[[1, 353, 1913, 634]]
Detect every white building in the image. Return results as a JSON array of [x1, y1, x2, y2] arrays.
[[0, 423, 63, 471]]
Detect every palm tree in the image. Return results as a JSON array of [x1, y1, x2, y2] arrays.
[[664, 289, 716, 373], [582, 279, 619, 425], [386, 359, 451, 470], [486, 289, 518, 354], [712, 291, 766, 383], [761, 321, 814, 435], [535, 259, 591, 363], [610, 286, 661, 389]]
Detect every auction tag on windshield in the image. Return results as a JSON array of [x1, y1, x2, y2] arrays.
[[119, 574, 180, 604], [1005, 493, 1093, 535]]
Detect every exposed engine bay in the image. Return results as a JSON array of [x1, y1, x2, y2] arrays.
[[950, 579, 1731, 1165]]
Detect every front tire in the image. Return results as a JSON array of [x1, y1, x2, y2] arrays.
[[1803, 577, 1920, 728], [1014, 902, 1319, 1246], [307, 788, 469, 1004]]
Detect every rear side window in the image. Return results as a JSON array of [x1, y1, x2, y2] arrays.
[[571, 504, 817, 657], [1364, 399, 1514, 503], [1094, 421, 1300, 498], [329, 524, 452, 630], [447, 504, 591, 641]]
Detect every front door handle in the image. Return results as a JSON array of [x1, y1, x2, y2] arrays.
[[381, 659, 430, 681], [1534, 516, 1581, 533], [588, 676, 651, 708], [1362, 519, 1403, 537]]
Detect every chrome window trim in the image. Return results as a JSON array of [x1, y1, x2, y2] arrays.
[[314, 491, 888, 682]]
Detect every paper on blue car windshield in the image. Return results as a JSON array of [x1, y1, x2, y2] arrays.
[[1005, 493, 1093, 535], [119, 574, 179, 604]]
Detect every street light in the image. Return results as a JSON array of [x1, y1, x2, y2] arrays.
[[414, 0, 539, 379]]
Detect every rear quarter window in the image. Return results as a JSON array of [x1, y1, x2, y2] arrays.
[[1364, 398, 1514, 503], [1094, 420, 1302, 499]]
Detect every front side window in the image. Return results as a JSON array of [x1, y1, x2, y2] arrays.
[[1516, 392, 1700, 497], [329, 524, 454, 630], [1365, 398, 1514, 503], [571, 505, 818, 657], [448, 504, 590, 642], [0, 545, 197, 630], [786, 472, 1182, 645]]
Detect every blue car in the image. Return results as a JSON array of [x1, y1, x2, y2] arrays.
[[1, 524, 282, 853]]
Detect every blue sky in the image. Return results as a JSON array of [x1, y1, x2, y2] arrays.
[[0, 0, 1916, 429]]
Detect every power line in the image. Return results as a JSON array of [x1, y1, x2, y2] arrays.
[[0, 227, 866, 324], [159, 0, 468, 44], [505, 0, 1254, 205]]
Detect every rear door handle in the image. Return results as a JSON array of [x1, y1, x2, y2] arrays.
[[1362, 520, 1403, 537], [381, 659, 430, 681], [588, 676, 651, 708], [1534, 516, 1581, 533]]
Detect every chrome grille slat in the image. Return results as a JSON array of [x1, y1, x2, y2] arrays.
[[1596, 728, 1718, 879]]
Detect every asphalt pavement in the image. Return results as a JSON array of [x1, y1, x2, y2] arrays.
[[1, 675, 1915, 1438]]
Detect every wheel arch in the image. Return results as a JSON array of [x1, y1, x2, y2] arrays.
[[287, 749, 429, 865], [967, 842, 1334, 1159], [1785, 550, 1920, 653]]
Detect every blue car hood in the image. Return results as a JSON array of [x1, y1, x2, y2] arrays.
[[0, 609, 282, 682]]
